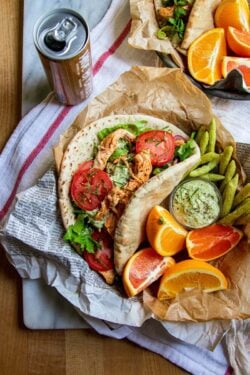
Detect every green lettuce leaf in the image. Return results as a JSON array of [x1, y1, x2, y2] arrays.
[[63, 214, 100, 253], [175, 139, 196, 161], [109, 139, 130, 162], [152, 164, 169, 175], [97, 120, 152, 141]]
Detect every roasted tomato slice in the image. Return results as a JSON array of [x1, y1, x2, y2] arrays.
[[71, 163, 113, 211], [135, 130, 175, 167], [83, 230, 114, 272]]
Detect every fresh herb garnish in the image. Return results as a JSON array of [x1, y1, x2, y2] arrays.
[[174, 6, 187, 18], [163, 125, 172, 132], [109, 139, 130, 162], [175, 139, 196, 161], [157, 0, 194, 43], [63, 214, 100, 253], [163, 0, 193, 6]]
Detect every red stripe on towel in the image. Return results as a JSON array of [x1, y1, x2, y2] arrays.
[[224, 367, 233, 375], [0, 106, 71, 220], [93, 20, 131, 75]]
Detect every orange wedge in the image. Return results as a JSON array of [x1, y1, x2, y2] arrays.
[[187, 28, 227, 85], [222, 56, 250, 87], [157, 259, 228, 301], [227, 26, 250, 57], [215, 0, 250, 32], [122, 248, 175, 297], [146, 206, 188, 257]]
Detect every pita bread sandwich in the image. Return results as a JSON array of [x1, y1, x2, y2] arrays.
[[58, 114, 200, 283], [154, 0, 220, 52]]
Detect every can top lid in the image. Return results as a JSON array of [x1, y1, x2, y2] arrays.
[[34, 9, 88, 59]]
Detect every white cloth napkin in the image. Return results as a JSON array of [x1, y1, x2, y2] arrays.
[[1, 0, 250, 373]]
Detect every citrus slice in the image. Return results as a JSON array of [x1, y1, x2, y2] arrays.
[[222, 56, 250, 87], [227, 26, 250, 57], [146, 206, 188, 256], [186, 224, 243, 261], [214, 0, 250, 32], [187, 28, 227, 85], [122, 247, 175, 297], [157, 259, 228, 301]]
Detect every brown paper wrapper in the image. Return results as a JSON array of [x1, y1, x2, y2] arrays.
[[128, 0, 184, 68], [54, 66, 250, 322]]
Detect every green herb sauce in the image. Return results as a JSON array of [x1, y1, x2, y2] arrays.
[[172, 179, 221, 228]]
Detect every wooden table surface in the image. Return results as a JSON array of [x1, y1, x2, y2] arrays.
[[0, 1, 189, 374]]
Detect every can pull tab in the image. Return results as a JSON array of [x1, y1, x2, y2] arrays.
[[44, 18, 77, 52]]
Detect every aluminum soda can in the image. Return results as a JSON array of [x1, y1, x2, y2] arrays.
[[33, 8, 93, 105]]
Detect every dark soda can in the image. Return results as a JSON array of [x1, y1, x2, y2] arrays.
[[33, 8, 93, 105]]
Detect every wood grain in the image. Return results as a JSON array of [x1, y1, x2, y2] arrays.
[[0, 1, 188, 374], [0, 0, 23, 151]]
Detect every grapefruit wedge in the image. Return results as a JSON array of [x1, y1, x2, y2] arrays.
[[186, 224, 243, 261], [122, 248, 175, 297], [222, 56, 250, 88]]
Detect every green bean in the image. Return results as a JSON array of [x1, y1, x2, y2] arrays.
[[220, 173, 239, 218], [233, 183, 250, 208], [219, 160, 236, 192], [219, 145, 234, 175], [195, 126, 205, 144], [190, 160, 200, 171], [219, 198, 250, 225], [189, 160, 219, 177], [199, 152, 220, 165], [199, 131, 209, 155], [201, 173, 225, 182], [207, 118, 216, 153]]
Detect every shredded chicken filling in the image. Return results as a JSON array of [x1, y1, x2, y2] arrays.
[[94, 149, 152, 237]]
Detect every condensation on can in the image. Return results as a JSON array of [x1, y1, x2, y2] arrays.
[[33, 8, 93, 105]]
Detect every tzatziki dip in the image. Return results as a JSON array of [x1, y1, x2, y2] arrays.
[[170, 179, 221, 229]]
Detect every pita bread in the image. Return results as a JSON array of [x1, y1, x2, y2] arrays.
[[181, 0, 221, 50], [58, 114, 200, 275]]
